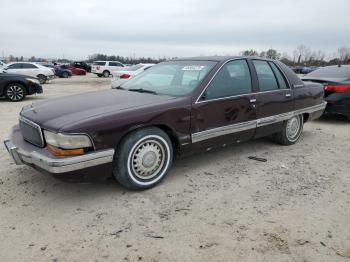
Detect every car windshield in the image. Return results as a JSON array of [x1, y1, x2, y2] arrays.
[[120, 60, 217, 96], [306, 66, 350, 79]]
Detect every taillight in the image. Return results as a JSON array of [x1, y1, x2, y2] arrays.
[[324, 84, 350, 93], [120, 74, 130, 79]]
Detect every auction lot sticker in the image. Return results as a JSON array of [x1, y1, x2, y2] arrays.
[[181, 66, 205, 71]]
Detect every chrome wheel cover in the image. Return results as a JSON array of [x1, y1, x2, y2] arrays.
[[286, 116, 301, 141], [7, 85, 24, 101], [130, 139, 166, 180]]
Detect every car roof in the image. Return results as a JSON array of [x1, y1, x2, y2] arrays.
[[172, 56, 275, 62]]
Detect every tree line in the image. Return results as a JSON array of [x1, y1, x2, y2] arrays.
[[240, 46, 350, 67], [2, 45, 350, 67]]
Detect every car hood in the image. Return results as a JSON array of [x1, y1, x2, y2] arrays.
[[20, 90, 176, 130]]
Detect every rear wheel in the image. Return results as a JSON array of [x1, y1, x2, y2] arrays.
[[103, 70, 110, 77], [62, 71, 69, 78], [272, 115, 303, 145], [37, 74, 46, 84], [5, 83, 26, 101], [113, 127, 173, 190]]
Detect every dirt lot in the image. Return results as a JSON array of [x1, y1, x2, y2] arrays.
[[0, 74, 349, 262]]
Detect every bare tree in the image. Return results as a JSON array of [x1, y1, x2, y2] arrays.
[[338, 47, 350, 63]]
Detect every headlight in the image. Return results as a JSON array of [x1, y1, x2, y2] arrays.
[[26, 78, 40, 85], [43, 130, 92, 149]]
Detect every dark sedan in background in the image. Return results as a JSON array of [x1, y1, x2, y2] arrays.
[[0, 73, 43, 101], [302, 65, 350, 120]]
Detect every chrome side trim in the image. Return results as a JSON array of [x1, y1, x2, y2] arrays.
[[191, 102, 327, 143], [192, 120, 256, 143], [4, 138, 114, 173]]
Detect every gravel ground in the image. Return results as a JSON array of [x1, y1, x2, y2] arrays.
[[0, 74, 349, 262]]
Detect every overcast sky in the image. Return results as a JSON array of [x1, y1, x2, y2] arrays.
[[1, 0, 349, 60]]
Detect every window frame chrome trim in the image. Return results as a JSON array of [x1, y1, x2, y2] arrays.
[[195, 58, 293, 105]]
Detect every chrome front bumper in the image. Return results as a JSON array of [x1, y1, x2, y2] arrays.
[[4, 128, 115, 174]]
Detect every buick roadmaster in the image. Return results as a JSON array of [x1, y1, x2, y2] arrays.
[[4, 57, 326, 189]]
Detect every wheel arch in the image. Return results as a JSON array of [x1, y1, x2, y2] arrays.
[[302, 113, 309, 123], [116, 124, 180, 155]]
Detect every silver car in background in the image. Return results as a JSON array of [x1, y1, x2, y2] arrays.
[[111, 63, 155, 88]]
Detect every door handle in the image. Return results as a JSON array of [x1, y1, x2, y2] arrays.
[[285, 93, 291, 97], [250, 98, 257, 103]]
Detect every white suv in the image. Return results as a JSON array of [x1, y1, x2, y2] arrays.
[[2, 62, 55, 84], [91, 61, 124, 77]]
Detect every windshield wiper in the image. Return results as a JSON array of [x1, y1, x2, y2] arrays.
[[128, 88, 157, 95]]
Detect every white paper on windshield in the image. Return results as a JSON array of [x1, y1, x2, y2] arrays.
[[181, 66, 205, 71]]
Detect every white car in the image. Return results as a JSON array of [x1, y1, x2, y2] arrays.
[[0, 61, 6, 68], [111, 63, 155, 88], [2, 62, 55, 84], [91, 61, 125, 77]]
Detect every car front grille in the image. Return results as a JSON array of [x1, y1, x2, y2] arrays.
[[19, 117, 44, 147]]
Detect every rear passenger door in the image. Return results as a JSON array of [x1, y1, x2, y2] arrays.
[[21, 63, 39, 77], [250, 59, 293, 138], [191, 59, 257, 148]]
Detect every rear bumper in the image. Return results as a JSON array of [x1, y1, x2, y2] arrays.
[[4, 126, 115, 174], [324, 92, 350, 117]]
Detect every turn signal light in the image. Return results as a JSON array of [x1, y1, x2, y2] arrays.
[[324, 84, 350, 93], [120, 74, 130, 79], [47, 144, 84, 157]]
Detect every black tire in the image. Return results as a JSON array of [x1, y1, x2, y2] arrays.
[[5, 83, 26, 102], [62, 71, 69, 78], [272, 115, 304, 145], [113, 127, 173, 190], [37, 75, 46, 84], [103, 70, 110, 77]]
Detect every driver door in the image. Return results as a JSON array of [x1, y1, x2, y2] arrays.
[[191, 59, 257, 149]]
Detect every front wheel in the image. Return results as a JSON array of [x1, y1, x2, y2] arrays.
[[272, 115, 304, 145], [5, 83, 26, 101], [113, 127, 173, 190], [37, 75, 46, 84], [62, 71, 69, 78]]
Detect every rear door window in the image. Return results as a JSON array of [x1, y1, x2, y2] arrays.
[[253, 60, 279, 92], [109, 62, 123, 67], [22, 63, 38, 69]]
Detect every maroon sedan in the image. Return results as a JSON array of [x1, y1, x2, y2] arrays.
[[58, 64, 86, 75], [4, 57, 326, 189]]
